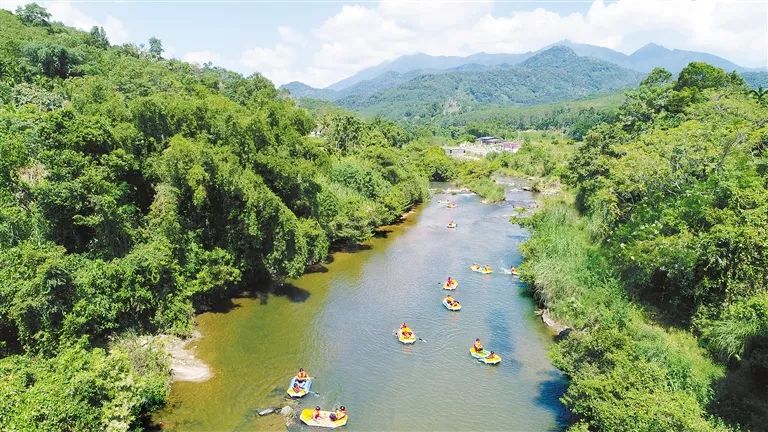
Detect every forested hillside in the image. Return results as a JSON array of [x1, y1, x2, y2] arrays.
[[333, 46, 642, 120], [519, 63, 768, 430], [0, 6, 453, 430], [283, 47, 642, 121]]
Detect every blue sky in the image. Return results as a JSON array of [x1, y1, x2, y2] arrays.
[[2, 0, 766, 87]]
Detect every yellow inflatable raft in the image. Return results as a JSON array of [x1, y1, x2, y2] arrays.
[[443, 280, 458, 290], [443, 298, 461, 311], [397, 328, 416, 344], [299, 409, 348, 428], [470, 265, 493, 274], [470, 348, 502, 364]]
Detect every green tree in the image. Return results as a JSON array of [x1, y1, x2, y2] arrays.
[[88, 26, 109, 48], [22, 43, 81, 79], [15, 3, 51, 26], [675, 62, 732, 91], [148, 37, 164, 59], [749, 86, 768, 105]]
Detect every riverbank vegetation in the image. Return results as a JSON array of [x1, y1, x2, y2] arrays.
[[520, 64, 768, 430], [451, 130, 575, 201], [0, 6, 453, 430]]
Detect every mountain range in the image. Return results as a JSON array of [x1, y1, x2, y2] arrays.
[[281, 42, 765, 120]]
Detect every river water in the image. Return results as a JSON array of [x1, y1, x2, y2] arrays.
[[155, 185, 568, 431]]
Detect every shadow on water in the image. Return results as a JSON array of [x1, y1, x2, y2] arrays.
[[534, 370, 571, 430], [305, 263, 329, 274], [269, 283, 311, 303], [202, 282, 311, 313], [334, 243, 373, 252], [373, 228, 394, 238]]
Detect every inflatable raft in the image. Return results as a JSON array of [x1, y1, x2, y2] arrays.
[[397, 328, 416, 344], [443, 280, 458, 290], [470, 265, 493, 274], [299, 409, 348, 428], [443, 298, 461, 311], [286, 376, 312, 398], [470, 348, 501, 364]]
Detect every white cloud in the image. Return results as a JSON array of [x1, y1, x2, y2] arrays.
[[182, 50, 220, 65], [238, 0, 767, 88], [1, 0, 129, 45], [0, 0, 25, 11], [103, 15, 128, 45], [240, 43, 298, 81], [278, 25, 306, 46]]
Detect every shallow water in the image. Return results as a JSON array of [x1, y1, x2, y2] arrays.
[[155, 186, 568, 431]]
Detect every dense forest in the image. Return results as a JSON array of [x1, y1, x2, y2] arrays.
[[322, 46, 643, 120], [2, 3, 767, 432], [518, 64, 768, 430], [0, 6, 454, 430]]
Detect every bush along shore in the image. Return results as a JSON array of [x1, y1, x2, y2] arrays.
[[518, 64, 768, 431]]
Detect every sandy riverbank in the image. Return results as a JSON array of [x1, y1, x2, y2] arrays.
[[159, 332, 212, 382]]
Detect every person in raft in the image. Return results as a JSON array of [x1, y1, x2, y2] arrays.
[[400, 322, 413, 337], [292, 382, 303, 393], [444, 294, 455, 305], [312, 406, 323, 421], [446, 276, 455, 286], [473, 338, 484, 353], [510, 266, 517, 272], [295, 368, 309, 384], [486, 351, 499, 361], [330, 406, 347, 421]]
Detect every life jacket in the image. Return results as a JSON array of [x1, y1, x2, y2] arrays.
[[297, 371, 308, 379]]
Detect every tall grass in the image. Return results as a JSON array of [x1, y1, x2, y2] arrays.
[[520, 198, 728, 431]]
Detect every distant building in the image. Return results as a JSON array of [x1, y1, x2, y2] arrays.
[[474, 136, 521, 152], [499, 140, 522, 153], [475, 136, 501, 145]]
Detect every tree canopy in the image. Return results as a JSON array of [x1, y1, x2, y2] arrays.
[[0, 6, 453, 430]]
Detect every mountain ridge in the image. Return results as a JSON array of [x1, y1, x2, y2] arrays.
[[327, 46, 645, 120], [284, 41, 758, 98]]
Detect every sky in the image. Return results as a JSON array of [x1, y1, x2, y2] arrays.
[[1, 0, 766, 88]]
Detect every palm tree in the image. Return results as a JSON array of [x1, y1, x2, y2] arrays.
[[748, 86, 768, 105]]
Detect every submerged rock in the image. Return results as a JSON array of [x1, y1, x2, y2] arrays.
[[536, 308, 571, 337], [257, 407, 278, 416], [280, 406, 294, 417]]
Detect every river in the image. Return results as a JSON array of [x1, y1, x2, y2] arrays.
[[155, 184, 568, 431]]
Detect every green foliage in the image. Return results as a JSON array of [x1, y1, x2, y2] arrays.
[[699, 293, 768, 361], [0, 337, 169, 432], [147, 37, 163, 59], [0, 7, 434, 429], [313, 47, 642, 121], [22, 42, 82, 79], [521, 200, 726, 431], [675, 62, 737, 91], [330, 158, 390, 200], [14, 3, 50, 27], [88, 26, 109, 49], [533, 62, 768, 430], [401, 139, 457, 182]]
